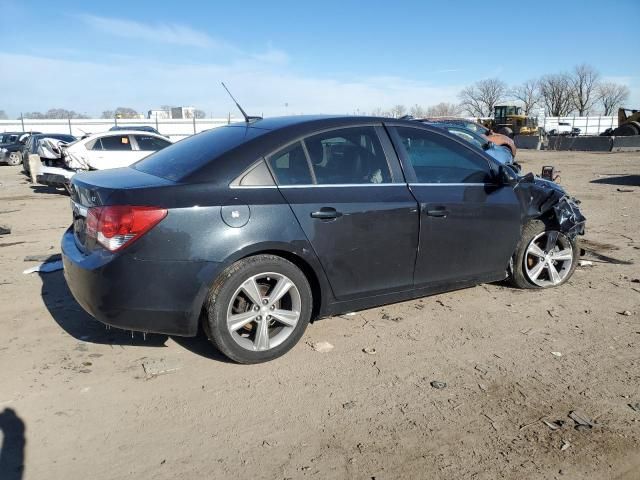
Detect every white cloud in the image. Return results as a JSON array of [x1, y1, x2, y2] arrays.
[[0, 52, 464, 118], [77, 14, 225, 49]]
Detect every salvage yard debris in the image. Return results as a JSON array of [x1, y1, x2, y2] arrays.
[[23, 260, 63, 274], [309, 341, 334, 353], [569, 410, 595, 430], [141, 357, 181, 379]]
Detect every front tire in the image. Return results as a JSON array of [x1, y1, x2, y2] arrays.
[[509, 220, 578, 289], [7, 152, 21, 166], [204, 255, 313, 363]]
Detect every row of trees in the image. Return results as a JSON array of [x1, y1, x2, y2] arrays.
[[101, 105, 207, 119], [0, 106, 209, 120], [22, 108, 89, 119], [459, 64, 629, 117], [372, 64, 630, 119]]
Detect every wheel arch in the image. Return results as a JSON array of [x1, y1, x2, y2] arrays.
[[192, 242, 331, 331]]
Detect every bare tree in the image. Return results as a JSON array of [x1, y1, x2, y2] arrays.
[[114, 107, 139, 119], [0, 110, 7, 120], [570, 64, 600, 115], [370, 107, 391, 117], [389, 105, 407, 118], [101, 110, 114, 119], [194, 109, 206, 119], [509, 79, 540, 115], [24, 109, 87, 119], [597, 82, 630, 115], [24, 112, 44, 119], [409, 104, 426, 117], [425, 102, 463, 117], [539, 74, 574, 116], [458, 79, 506, 117]]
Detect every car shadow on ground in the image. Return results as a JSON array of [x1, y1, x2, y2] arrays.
[[590, 174, 640, 186], [29, 185, 68, 196], [39, 267, 233, 362], [0, 408, 25, 480]]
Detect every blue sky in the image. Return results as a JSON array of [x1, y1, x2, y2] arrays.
[[1, 0, 638, 118]]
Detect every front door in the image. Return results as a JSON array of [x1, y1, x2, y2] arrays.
[[388, 125, 521, 287], [267, 125, 419, 301]]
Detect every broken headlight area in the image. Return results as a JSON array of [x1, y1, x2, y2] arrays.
[[514, 176, 586, 238], [553, 196, 585, 237]]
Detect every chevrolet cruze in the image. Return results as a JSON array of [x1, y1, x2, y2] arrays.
[[62, 116, 585, 363]]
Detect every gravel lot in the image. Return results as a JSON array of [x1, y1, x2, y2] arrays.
[[0, 150, 638, 480]]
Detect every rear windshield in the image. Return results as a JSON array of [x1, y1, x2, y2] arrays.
[[133, 126, 266, 181]]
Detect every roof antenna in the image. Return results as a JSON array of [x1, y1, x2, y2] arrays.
[[221, 82, 262, 123]]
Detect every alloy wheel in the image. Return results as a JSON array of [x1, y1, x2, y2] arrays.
[[524, 230, 574, 287], [226, 272, 301, 352]]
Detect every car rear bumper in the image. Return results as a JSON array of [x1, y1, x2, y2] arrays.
[[61, 227, 215, 336]]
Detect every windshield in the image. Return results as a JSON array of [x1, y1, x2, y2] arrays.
[[133, 125, 267, 181]]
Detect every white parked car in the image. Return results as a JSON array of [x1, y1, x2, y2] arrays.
[[36, 130, 172, 189]]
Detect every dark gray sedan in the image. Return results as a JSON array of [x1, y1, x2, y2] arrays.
[[62, 115, 585, 363]]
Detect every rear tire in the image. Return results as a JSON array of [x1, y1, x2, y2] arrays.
[[204, 254, 312, 364], [509, 220, 579, 289]]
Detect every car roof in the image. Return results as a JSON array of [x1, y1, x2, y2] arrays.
[[82, 130, 169, 139], [184, 115, 491, 183], [31, 133, 76, 138]]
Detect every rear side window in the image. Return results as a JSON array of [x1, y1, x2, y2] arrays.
[[267, 142, 313, 185], [304, 127, 391, 184], [395, 127, 491, 184], [134, 125, 266, 181], [134, 135, 171, 151], [96, 135, 132, 151]]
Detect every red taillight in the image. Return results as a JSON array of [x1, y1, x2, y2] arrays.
[[86, 205, 167, 252]]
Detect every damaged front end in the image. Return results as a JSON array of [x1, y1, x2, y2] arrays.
[[514, 172, 586, 238]]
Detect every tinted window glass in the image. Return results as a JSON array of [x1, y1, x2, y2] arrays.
[[304, 127, 391, 184], [395, 127, 491, 184], [134, 126, 265, 181], [134, 135, 171, 151], [98, 135, 132, 151], [267, 142, 313, 185], [236, 161, 275, 186]]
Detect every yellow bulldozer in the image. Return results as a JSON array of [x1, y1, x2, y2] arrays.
[[482, 105, 538, 137], [602, 108, 640, 136]]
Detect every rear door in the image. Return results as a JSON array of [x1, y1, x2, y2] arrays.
[[388, 125, 521, 287], [131, 134, 172, 161], [267, 125, 419, 301], [88, 134, 139, 169]]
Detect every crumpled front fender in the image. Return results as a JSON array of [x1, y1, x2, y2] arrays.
[[514, 175, 586, 237]]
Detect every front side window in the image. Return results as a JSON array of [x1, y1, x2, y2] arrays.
[[267, 141, 313, 185], [395, 127, 492, 184], [96, 135, 132, 151], [303, 127, 391, 184], [134, 135, 171, 151]]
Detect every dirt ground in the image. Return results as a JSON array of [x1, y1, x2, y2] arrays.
[[0, 150, 639, 480]]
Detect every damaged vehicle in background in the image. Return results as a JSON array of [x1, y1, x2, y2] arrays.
[[35, 130, 172, 190], [418, 117, 517, 157], [62, 115, 586, 364], [22, 133, 76, 174]]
